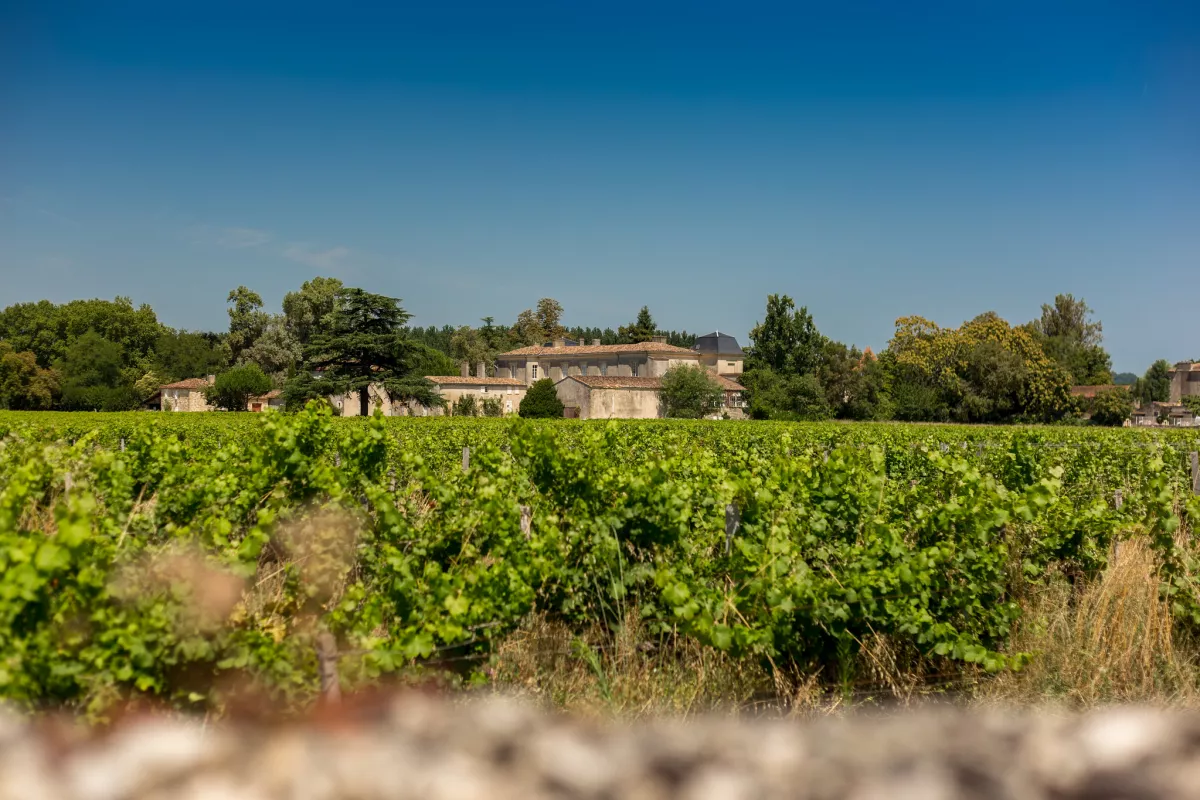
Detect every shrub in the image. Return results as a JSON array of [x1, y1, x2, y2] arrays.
[[452, 395, 479, 417], [205, 364, 273, 411], [1090, 387, 1133, 427], [481, 396, 504, 417], [519, 379, 564, 418], [660, 365, 725, 419]]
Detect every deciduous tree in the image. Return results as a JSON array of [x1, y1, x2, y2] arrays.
[[205, 364, 272, 411], [659, 364, 725, 418], [519, 378, 564, 418]]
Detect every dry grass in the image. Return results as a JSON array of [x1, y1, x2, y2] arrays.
[[485, 613, 774, 718], [977, 537, 1200, 709], [483, 536, 1200, 717]]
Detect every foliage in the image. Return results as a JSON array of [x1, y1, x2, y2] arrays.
[[659, 365, 725, 419], [619, 306, 659, 343], [512, 298, 566, 346], [452, 395, 479, 417], [205, 364, 273, 411], [1089, 387, 1133, 427], [450, 326, 491, 373], [480, 396, 504, 417], [1182, 397, 1200, 416], [225, 287, 270, 363], [1135, 360, 1173, 405], [1, 408, 1198, 717], [1027, 294, 1111, 385], [746, 294, 826, 376], [57, 332, 139, 411], [282, 276, 343, 346], [239, 316, 302, 384], [818, 342, 890, 420], [152, 331, 228, 383], [294, 288, 442, 416], [519, 379, 564, 418], [742, 369, 831, 421], [0, 296, 164, 369], [889, 313, 1073, 423], [0, 343, 59, 410]]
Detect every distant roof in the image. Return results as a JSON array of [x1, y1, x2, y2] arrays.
[[560, 374, 745, 391], [1168, 362, 1200, 373], [499, 342, 698, 358], [425, 376, 526, 386], [250, 390, 282, 400], [693, 331, 744, 356], [1069, 384, 1127, 398], [161, 377, 212, 390]]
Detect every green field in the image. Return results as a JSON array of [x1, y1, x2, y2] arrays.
[[2, 408, 1199, 716]]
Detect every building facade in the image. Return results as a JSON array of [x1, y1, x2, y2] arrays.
[[423, 376, 528, 416], [494, 333, 747, 419], [1169, 361, 1200, 403], [160, 377, 215, 412]]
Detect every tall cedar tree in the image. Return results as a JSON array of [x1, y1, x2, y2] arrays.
[[301, 288, 442, 416]]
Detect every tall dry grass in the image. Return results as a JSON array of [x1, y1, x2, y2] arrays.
[[977, 537, 1200, 709]]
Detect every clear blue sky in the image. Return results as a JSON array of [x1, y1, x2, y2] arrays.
[[2, 1, 1196, 372]]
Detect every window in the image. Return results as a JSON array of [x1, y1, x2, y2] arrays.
[[505, 400, 512, 413], [600, 363, 608, 376], [727, 362, 736, 367], [482, 386, 488, 393], [532, 364, 538, 380]]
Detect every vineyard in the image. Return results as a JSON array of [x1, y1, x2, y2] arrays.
[[2, 408, 1200, 717]]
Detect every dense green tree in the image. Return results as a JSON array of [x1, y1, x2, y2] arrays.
[[57, 332, 139, 411], [511, 298, 565, 346], [405, 325, 457, 356], [1112, 372, 1138, 386], [659, 364, 726, 418], [205, 364, 273, 411], [452, 395, 479, 417], [746, 295, 826, 376], [1134, 359, 1172, 404], [1027, 294, 1112, 385], [450, 325, 492, 373], [0, 343, 59, 410], [152, 330, 228, 382], [480, 396, 504, 417], [293, 288, 442, 416], [282, 276, 343, 345], [1090, 387, 1133, 427], [0, 297, 163, 368], [519, 378, 564, 418], [225, 286, 270, 362], [818, 342, 891, 420], [618, 306, 658, 343], [240, 316, 302, 384], [741, 368, 831, 421]]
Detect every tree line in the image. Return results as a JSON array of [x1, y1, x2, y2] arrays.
[[0, 279, 1180, 424]]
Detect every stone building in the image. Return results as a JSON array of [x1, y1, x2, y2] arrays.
[[494, 334, 746, 419], [422, 375, 528, 416], [1169, 361, 1200, 403], [160, 377, 215, 412]]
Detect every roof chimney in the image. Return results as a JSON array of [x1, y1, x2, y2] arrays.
[[475, 360, 487, 378], [552, 337, 567, 348], [460, 361, 470, 378], [650, 335, 668, 345], [206, 374, 216, 383]]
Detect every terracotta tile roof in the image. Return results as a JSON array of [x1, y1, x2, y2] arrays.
[[250, 390, 282, 401], [425, 376, 526, 386], [161, 377, 213, 390], [498, 342, 699, 358], [561, 374, 745, 391]]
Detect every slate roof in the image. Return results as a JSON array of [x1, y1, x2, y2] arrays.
[[161, 378, 213, 390], [425, 376, 526, 386], [693, 331, 744, 356], [498, 342, 697, 358]]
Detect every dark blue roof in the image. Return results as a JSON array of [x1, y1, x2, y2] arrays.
[[693, 331, 743, 356]]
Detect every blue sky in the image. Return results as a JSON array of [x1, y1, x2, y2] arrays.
[[1, 1, 1197, 372]]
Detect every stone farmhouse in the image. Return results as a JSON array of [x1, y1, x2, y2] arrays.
[[160, 330, 748, 419], [492, 332, 746, 419], [1125, 362, 1200, 428]]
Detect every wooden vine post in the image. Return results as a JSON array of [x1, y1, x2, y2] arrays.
[[315, 631, 341, 705], [725, 504, 741, 556], [1191, 452, 1199, 496], [519, 505, 532, 540], [462, 446, 470, 473]]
